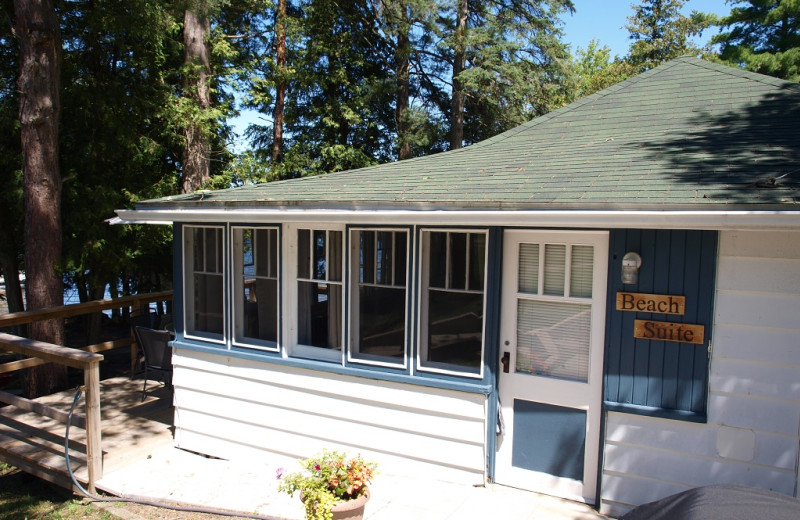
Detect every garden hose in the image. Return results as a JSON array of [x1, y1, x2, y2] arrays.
[[65, 387, 280, 519]]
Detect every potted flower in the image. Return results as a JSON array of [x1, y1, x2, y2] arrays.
[[277, 449, 377, 520]]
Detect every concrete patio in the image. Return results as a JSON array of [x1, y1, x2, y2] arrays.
[[96, 444, 612, 520]]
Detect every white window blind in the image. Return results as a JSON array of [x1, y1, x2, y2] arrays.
[[543, 244, 566, 296], [570, 245, 594, 298], [515, 300, 591, 382], [518, 243, 539, 294]]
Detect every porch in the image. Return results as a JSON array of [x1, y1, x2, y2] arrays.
[[96, 441, 611, 520], [0, 375, 173, 489], [2, 373, 610, 520]]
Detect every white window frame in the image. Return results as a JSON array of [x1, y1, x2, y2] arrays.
[[283, 222, 346, 363], [417, 228, 488, 378], [231, 226, 281, 352], [347, 227, 410, 369], [182, 224, 226, 345]]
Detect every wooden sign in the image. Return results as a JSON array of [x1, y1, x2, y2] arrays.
[[617, 292, 686, 315], [634, 320, 704, 345]]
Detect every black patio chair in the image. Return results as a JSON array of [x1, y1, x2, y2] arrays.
[[135, 326, 173, 401]]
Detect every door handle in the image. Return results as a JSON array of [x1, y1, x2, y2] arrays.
[[501, 351, 510, 374]]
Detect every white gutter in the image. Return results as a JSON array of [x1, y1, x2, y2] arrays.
[[114, 208, 800, 230]]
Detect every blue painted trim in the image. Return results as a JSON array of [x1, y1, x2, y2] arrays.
[[173, 338, 494, 395], [604, 401, 708, 423], [173, 223, 184, 337], [596, 408, 606, 511], [484, 227, 502, 481]]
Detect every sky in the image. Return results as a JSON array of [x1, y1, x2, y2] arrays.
[[562, 0, 733, 57]]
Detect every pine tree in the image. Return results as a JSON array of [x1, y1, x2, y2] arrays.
[[13, 0, 68, 397], [369, 0, 443, 159], [443, 0, 575, 148], [710, 0, 799, 81], [626, 0, 710, 71]]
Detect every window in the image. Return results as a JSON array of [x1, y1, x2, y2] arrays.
[[232, 227, 279, 351], [295, 228, 344, 360], [419, 230, 487, 376], [183, 226, 225, 342], [516, 242, 594, 382], [349, 229, 409, 367]]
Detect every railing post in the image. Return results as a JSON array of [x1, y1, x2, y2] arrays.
[[84, 360, 102, 493]]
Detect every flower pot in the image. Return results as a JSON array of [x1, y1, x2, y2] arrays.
[[301, 489, 371, 520], [329, 490, 370, 520]]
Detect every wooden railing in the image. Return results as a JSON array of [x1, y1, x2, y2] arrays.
[[0, 333, 103, 491], [0, 290, 173, 492], [0, 290, 173, 376]]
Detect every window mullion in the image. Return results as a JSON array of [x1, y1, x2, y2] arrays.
[[538, 243, 545, 295], [465, 232, 471, 291], [309, 231, 315, 281], [565, 244, 573, 298], [373, 231, 378, 284], [446, 232, 452, 290], [391, 232, 396, 287]]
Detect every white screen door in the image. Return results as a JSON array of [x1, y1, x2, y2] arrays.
[[496, 230, 608, 504]]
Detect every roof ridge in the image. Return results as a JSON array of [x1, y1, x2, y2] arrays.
[[672, 55, 800, 91], [471, 59, 688, 148]]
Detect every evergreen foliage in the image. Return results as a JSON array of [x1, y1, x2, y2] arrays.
[[710, 0, 800, 81], [625, 0, 712, 71]]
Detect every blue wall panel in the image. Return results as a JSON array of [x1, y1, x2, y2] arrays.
[[604, 229, 717, 421], [511, 400, 586, 481]]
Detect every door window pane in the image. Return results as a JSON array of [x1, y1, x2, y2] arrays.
[[518, 243, 540, 294], [516, 300, 591, 382], [570, 246, 594, 298], [544, 244, 566, 296]]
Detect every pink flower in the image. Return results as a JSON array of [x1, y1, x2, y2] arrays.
[[276, 467, 284, 480], [315, 464, 321, 471]]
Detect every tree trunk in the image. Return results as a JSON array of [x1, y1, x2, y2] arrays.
[[396, 16, 411, 160], [449, 0, 468, 151], [180, 9, 212, 194], [14, 0, 67, 398], [272, 0, 287, 164]]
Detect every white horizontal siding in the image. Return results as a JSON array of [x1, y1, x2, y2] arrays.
[[171, 348, 488, 485], [601, 230, 800, 518]]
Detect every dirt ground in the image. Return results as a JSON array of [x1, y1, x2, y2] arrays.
[[1, 463, 262, 520], [93, 498, 264, 520]]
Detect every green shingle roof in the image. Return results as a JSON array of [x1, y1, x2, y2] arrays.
[[139, 57, 800, 212]]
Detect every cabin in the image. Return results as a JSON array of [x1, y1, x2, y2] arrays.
[[115, 57, 800, 517]]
